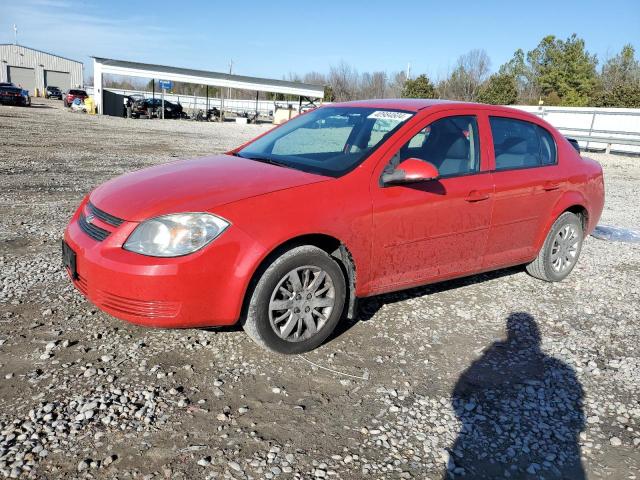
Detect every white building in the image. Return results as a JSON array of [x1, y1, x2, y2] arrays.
[[0, 44, 83, 95]]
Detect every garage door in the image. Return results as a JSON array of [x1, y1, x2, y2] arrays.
[[7, 66, 35, 93], [45, 70, 71, 90]]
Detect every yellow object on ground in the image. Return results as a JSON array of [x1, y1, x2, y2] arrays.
[[85, 96, 95, 114]]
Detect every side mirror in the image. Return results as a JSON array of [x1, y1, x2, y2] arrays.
[[381, 158, 439, 186]]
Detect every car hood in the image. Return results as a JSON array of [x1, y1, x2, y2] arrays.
[[90, 154, 329, 222]]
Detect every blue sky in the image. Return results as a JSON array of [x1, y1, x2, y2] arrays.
[[2, 0, 639, 82]]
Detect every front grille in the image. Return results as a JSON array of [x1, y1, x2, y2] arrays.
[[74, 274, 88, 296], [95, 290, 180, 318], [78, 213, 110, 241], [72, 274, 179, 318], [88, 202, 124, 227]]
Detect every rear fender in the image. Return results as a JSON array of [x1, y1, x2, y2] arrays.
[[533, 191, 589, 253]]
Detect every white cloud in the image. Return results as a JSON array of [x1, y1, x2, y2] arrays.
[[1, 0, 205, 79]]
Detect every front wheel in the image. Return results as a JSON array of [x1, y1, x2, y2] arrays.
[[526, 212, 583, 282], [242, 246, 346, 354]]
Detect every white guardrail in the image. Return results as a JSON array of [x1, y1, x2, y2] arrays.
[[85, 87, 640, 154], [513, 105, 640, 155], [85, 86, 304, 117]]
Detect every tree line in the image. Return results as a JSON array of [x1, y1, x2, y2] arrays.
[[313, 34, 640, 108]]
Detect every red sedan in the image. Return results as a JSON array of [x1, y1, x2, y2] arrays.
[[63, 89, 88, 107], [63, 100, 604, 353]]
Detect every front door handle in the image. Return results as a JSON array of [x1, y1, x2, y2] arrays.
[[543, 182, 560, 191], [466, 190, 490, 202]]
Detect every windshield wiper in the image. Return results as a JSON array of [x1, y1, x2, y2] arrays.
[[237, 153, 293, 169]]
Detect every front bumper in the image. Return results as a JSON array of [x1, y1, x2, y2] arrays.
[[63, 200, 266, 328]]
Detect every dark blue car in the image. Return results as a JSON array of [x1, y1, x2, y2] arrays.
[[0, 85, 30, 106]]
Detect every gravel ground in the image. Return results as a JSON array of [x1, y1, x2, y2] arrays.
[[0, 98, 639, 479]]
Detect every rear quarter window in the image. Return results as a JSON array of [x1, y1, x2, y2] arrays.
[[537, 125, 557, 165]]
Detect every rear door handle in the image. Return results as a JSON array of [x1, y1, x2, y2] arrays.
[[543, 182, 560, 191], [466, 190, 490, 202]]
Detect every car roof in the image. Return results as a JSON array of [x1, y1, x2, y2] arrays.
[[329, 98, 455, 111], [327, 98, 527, 115]]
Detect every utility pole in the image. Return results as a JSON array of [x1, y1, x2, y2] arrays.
[[228, 59, 233, 100], [13, 24, 18, 45]]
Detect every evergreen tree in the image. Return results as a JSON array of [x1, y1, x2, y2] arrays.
[[401, 74, 436, 98], [477, 73, 518, 105], [527, 34, 598, 106]]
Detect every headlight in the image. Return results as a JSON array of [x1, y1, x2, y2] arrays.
[[123, 213, 229, 257]]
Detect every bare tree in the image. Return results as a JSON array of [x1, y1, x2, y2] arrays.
[[439, 49, 491, 101], [499, 48, 540, 104], [600, 44, 640, 92], [329, 61, 359, 101], [385, 71, 407, 98], [302, 71, 327, 86], [359, 71, 387, 99]]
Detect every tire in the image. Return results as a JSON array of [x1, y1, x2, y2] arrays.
[[242, 245, 346, 354], [526, 212, 583, 282]]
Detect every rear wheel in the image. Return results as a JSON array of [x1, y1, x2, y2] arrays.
[[526, 212, 583, 282], [242, 246, 346, 354]]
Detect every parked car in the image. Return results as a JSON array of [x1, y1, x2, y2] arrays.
[[63, 89, 88, 107], [63, 100, 605, 354], [20, 88, 31, 106], [238, 110, 259, 123], [0, 85, 30, 106], [123, 94, 145, 117], [0, 82, 15, 88], [206, 106, 221, 121], [46, 86, 63, 99], [131, 98, 183, 119]]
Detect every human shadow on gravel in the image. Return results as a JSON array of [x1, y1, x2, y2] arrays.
[[444, 312, 585, 479]]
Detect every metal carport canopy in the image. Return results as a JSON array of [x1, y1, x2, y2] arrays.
[[92, 57, 324, 98]]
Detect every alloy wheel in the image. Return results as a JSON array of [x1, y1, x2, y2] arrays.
[[550, 224, 580, 273], [268, 266, 335, 342]]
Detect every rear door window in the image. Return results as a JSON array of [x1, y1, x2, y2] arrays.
[[489, 117, 557, 170]]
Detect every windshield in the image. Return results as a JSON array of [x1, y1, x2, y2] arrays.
[[237, 106, 414, 177]]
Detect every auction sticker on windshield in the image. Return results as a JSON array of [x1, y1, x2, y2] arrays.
[[367, 111, 413, 121]]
